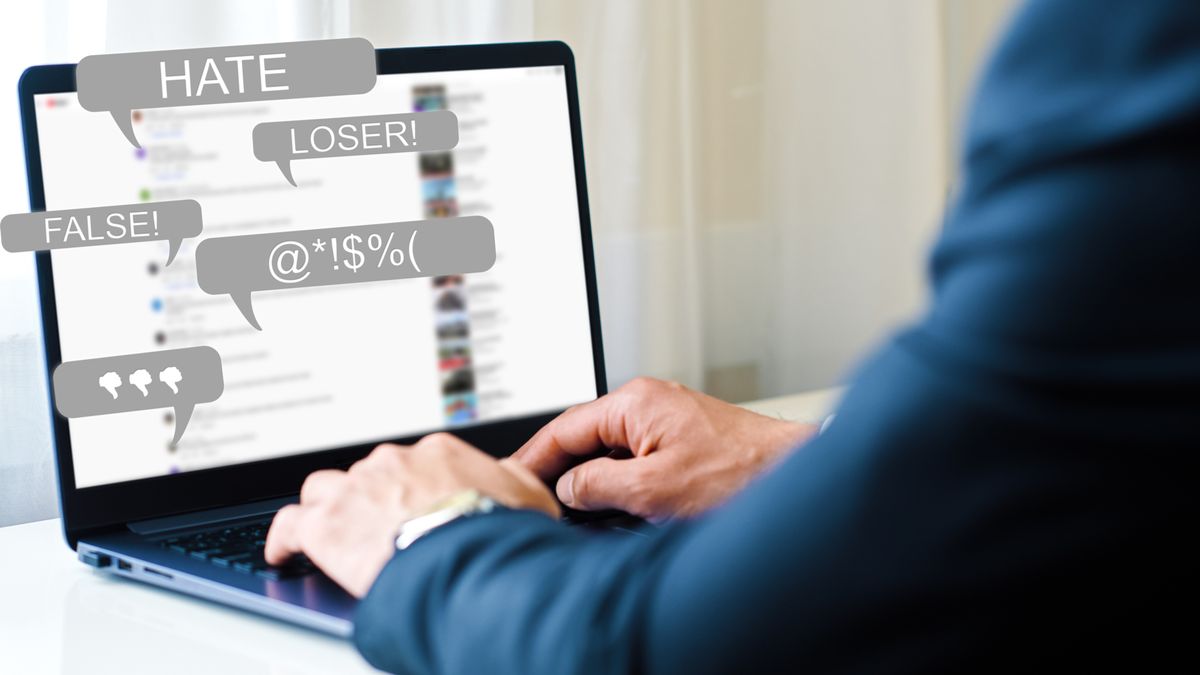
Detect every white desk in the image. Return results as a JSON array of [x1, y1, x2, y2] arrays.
[[0, 390, 839, 675]]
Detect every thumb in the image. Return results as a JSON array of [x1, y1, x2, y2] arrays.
[[557, 456, 644, 512]]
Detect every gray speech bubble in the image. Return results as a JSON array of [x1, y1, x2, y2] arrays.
[[253, 110, 459, 186], [77, 38, 377, 148], [53, 346, 223, 445], [1, 199, 202, 266], [196, 216, 496, 330]]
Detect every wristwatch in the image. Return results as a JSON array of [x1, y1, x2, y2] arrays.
[[395, 489, 496, 551]]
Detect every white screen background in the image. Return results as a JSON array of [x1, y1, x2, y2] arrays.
[[37, 66, 597, 487]]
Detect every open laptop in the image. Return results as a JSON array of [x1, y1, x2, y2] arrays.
[[18, 41, 606, 636]]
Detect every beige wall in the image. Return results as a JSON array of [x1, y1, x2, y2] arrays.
[[940, 0, 1021, 167], [757, 0, 945, 392]]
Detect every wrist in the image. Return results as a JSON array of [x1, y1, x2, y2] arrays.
[[395, 489, 497, 551], [767, 419, 819, 457]]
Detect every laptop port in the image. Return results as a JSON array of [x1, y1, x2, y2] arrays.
[[78, 550, 111, 568], [117, 559, 132, 571], [143, 567, 174, 581]]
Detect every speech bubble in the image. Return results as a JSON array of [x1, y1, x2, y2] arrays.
[[196, 216, 496, 330], [76, 38, 377, 147], [2, 199, 202, 266], [53, 346, 223, 445], [253, 110, 459, 186]]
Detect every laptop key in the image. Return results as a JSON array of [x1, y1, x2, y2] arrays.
[[235, 549, 279, 571], [256, 560, 315, 581], [212, 552, 253, 567], [159, 518, 317, 580]]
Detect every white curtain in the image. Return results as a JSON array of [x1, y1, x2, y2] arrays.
[[348, 0, 1020, 398], [0, 0, 107, 527], [0, 0, 1017, 525]]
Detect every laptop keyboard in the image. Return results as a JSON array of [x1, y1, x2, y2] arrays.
[[159, 517, 318, 581]]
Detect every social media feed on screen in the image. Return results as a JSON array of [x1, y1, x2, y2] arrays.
[[38, 65, 596, 487]]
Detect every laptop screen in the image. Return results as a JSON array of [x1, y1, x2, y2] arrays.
[[35, 65, 598, 489]]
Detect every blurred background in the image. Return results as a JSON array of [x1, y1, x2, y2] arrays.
[[0, 0, 1017, 525]]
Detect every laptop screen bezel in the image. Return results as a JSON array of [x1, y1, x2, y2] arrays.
[[19, 41, 607, 542]]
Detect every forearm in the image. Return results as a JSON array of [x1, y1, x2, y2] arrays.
[[354, 509, 685, 675]]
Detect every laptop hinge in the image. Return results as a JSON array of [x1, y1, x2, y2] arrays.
[[127, 495, 297, 536]]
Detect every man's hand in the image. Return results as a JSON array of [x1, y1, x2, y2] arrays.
[[265, 433, 560, 598], [513, 377, 818, 522]]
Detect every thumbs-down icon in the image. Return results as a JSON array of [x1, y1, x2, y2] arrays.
[[98, 371, 122, 399], [129, 368, 152, 396], [159, 366, 183, 394]]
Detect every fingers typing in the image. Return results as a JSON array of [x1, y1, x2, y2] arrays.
[[513, 394, 630, 480], [558, 455, 648, 513], [264, 503, 306, 565]]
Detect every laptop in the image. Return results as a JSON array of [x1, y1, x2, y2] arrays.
[[18, 41, 606, 636]]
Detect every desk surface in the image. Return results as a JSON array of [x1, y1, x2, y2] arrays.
[[0, 389, 839, 675]]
